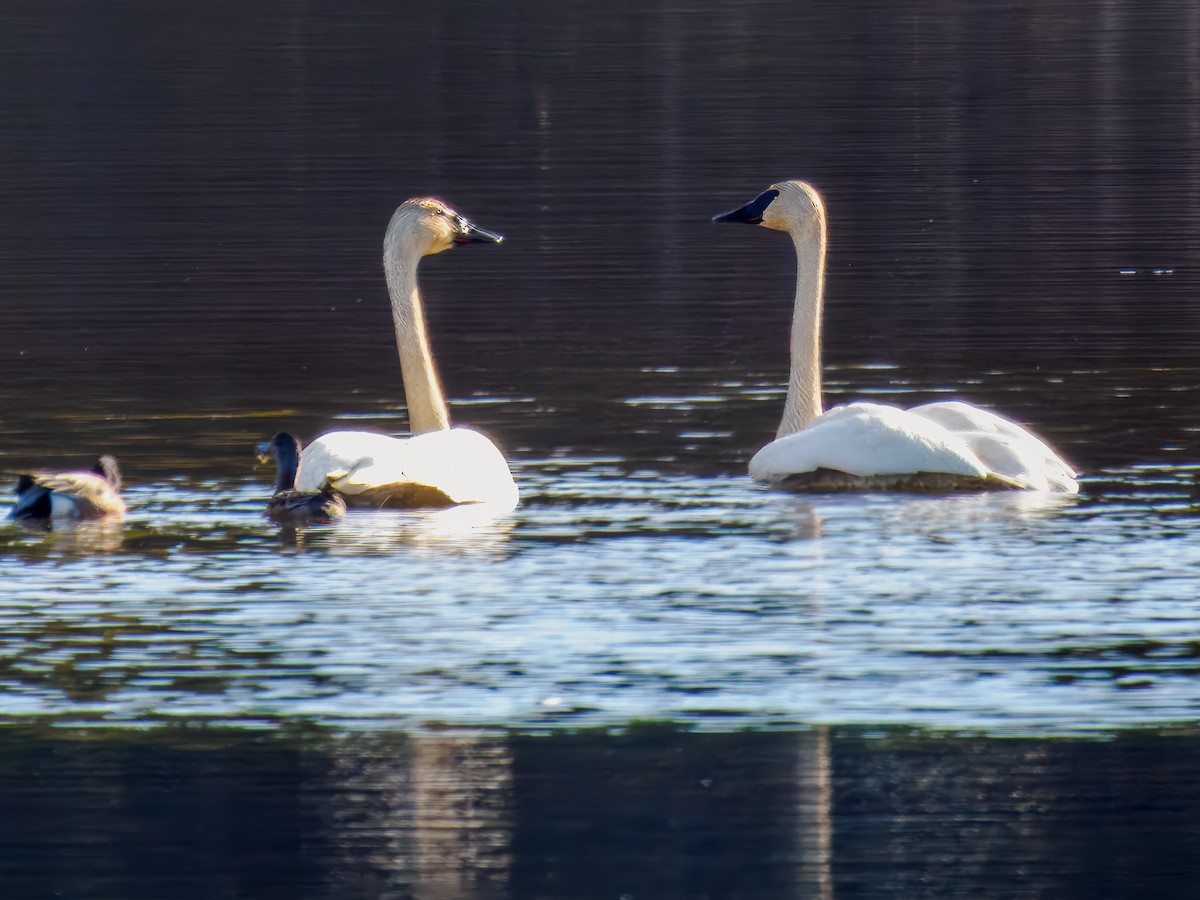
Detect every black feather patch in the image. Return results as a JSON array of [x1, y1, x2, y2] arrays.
[[11, 478, 52, 519]]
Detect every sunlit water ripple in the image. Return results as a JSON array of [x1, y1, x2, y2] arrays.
[[2, 458, 1197, 734]]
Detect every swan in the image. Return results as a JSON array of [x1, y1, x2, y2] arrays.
[[10, 455, 128, 520], [713, 180, 1079, 493], [297, 197, 519, 510], [258, 432, 347, 524]]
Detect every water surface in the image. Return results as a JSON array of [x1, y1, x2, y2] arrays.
[[1, 454, 1198, 733], [3, 724, 1199, 899]]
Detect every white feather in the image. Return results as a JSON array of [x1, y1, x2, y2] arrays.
[[298, 428, 518, 509], [749, 402, 989, 483], [911, 401, 1078, 492]]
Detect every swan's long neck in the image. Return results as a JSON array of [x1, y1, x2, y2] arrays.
[[383, 249, 451, 435], [777, 219, 827, 438]]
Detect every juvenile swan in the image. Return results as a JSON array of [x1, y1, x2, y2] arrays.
[[258, 432, 347, 524], [298, 198, 519, 510], [714, 180, 1078, 493], [10, 455, 127, 520]]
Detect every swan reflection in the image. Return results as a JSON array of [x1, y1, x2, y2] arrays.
[[274, 502, 516, 558]]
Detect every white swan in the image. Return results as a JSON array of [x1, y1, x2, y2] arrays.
[[714, 180, 1078, 493], [297, 198, 519, 510]]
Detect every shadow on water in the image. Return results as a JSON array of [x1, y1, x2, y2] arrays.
[[1, 722, 1198, 899]]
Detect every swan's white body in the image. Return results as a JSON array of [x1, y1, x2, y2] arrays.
[[717, 180, 1078, 494], [298, 198, 518, 510], [297, 428, 518, 509], [747, 400, 1077, 492]]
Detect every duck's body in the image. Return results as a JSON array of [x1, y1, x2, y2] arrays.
[[11, 455, 127, 521], [715, 180, 1078, 494], [258, 432, 347, 525], [266, 489, 346, 524], [299, 197, 518, 510]]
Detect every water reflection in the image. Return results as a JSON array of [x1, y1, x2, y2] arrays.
[[778, 488, 1080, 545], [4, 516, 127, 556], [320, 732, 514, 899], [271, 503, 517, 559], [1, 723, 1196, 898]]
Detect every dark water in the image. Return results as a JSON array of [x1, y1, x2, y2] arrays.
[[5, 724, 1200, 900], [2, 0, 1200, 894]]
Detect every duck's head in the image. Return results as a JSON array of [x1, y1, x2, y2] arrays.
[[713, 180, 825, 235], [256, 432, 301, 466], [386, 197, 504, 257], [257, 432, 307, 494]]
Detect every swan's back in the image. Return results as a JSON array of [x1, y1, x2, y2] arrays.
[[748, 400, 1078, 493], [911, 401, 1078, 493], [298, 428, 518, 509], [748, 402, 989, 485]]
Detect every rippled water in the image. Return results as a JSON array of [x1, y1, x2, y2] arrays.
[[2, 447, 1198, 733]]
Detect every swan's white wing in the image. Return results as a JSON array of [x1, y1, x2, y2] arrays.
[[298, 428, 518, 508], [749, 402, 989, 483], [298, 431, 409, 492], [911, 401, 1078, 493], [400, 429, 518, 507]]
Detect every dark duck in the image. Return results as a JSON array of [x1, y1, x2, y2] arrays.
[[258, 432, 347, 524]]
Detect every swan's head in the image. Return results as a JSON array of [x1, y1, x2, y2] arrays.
[[713, 180, 825, 235], [385, 197, 503, 258]]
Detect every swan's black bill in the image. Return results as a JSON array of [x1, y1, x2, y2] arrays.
[[453, 218, 504, 245], [712, 188, 780, 225]]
